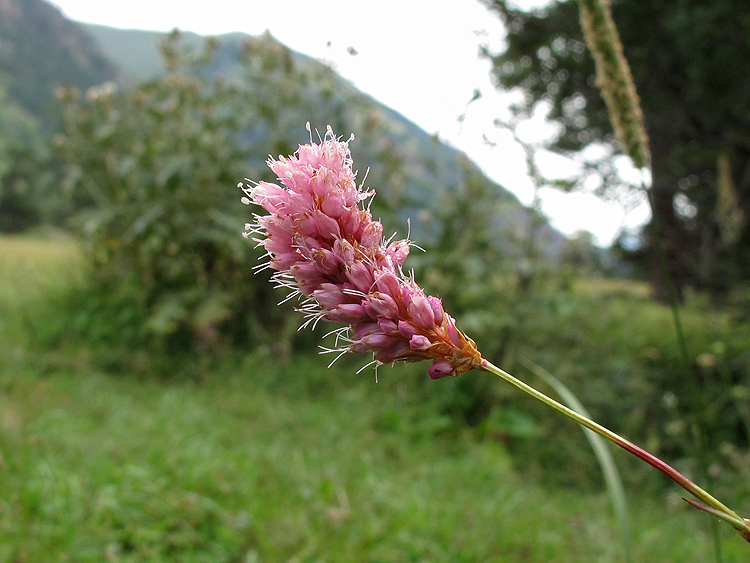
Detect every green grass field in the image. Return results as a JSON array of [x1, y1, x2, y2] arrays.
[[1, 235, 747, 562]]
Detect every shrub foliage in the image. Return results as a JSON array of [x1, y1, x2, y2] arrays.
[[54, 33, 319, 355]]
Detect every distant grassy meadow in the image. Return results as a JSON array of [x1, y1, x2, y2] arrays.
[[1, 235, 747, 562]]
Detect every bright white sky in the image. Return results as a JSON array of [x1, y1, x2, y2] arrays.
[[46, 0, 650, 246]]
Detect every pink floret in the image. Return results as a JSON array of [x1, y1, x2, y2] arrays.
[[241, 125, 481, 378]]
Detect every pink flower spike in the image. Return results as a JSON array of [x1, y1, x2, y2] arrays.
[[242, 124, 483, 379]]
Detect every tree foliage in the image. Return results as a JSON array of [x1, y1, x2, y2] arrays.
[[483, 0, 750, 294], [54, 32, 351, 359], [54, 28, 552, 363], [0, 91, 52, 232]]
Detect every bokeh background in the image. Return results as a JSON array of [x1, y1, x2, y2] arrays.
[[2, 0, 750, 561]]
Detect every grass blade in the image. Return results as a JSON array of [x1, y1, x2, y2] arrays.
[[520, 357, 633, 563]]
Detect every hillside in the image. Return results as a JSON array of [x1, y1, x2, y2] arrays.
[[0, 0, 121, 117], [81, 23, 567, 256], [83, 23, 206, 82], [0, 0, 567, 256]]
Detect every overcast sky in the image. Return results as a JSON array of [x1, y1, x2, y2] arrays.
[[46, 0, 650, 245]]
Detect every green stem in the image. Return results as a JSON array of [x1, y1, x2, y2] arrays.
[[478, 359, 750, 538], [521, 358, 634, 563]]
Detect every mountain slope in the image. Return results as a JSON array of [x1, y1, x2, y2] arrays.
[[1, 1, 566, 255], [83, 23, 205, 82], [80, 23, 566, 256], [0, 0, 121, 116]]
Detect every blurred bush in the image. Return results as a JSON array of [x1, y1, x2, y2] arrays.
[[52, 32, 331, 361], [405, 165, 750, 490], [51, 29, 500, 365]]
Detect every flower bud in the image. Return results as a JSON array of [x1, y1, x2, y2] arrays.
[[375, 270, 401, 299], [360, 221, 383, 248], [312, 210, 341, 240], [321, 192, 346, 218], [362, 333, 395, 349], [313, 283, 344, 309], [409, 334, 432, 351], [407, 292, 436, 329], [310, 169, 332, 198], [270, 252, 299, 271], [374, 341, 412, 364], [346, 262, 375, 294], [339, 208, 361, 236], [398, 320, 419, 340], [427, 296, 444, 325], [252, 182, 289, 213], [429, 360, 455, 380], [263, 236, 293, 256], [327, 303, 367, 324], [333, 238, 355, 266], [377, 318, 399, 335], [366, 292, 400, 319], [386, 240, 410, 268], [311, 249, 339, 275]]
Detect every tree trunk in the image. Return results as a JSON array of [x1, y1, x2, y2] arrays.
[[648, 140, 685, 304]]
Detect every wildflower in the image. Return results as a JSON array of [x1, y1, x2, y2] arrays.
[[240, 125, 750, 544], [241, 125, 482, 378]]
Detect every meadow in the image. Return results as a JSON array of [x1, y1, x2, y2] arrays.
[[1, 234, 748, 562]]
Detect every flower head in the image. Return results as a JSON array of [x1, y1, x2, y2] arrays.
[[241, 125, 481, 378]]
